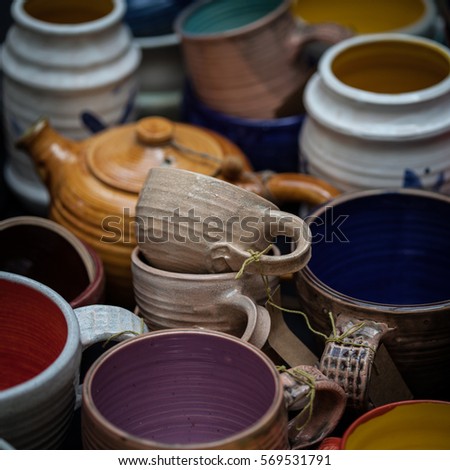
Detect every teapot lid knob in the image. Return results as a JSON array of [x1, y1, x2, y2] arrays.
[[136, 117, 174, 145]]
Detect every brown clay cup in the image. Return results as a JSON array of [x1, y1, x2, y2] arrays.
[[131, 246, 275, 348], [175, 0, 352, 118], [136, 167, 311, 276], [0, 216, 105, 308], [81, 329, 346, 449]]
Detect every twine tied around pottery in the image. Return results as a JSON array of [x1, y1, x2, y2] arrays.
[[235, 246, 371, 351]]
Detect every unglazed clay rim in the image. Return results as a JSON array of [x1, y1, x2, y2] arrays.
[[12, 0, 125, 35], [319, 33, 450, 105], [142, 167, 280, 211], [82, 328, 284, 449], [175, 0, 290, 40], [301, 188, 450, 311], [131, 245, 281, 280], [341, 399, 450, 449], [0, 272, 79, 403]]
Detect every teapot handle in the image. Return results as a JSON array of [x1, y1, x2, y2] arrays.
[[265, 173, 341, 206]]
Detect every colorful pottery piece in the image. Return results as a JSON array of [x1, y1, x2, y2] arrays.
[[0, 271, 146, 449], [0, 216, 105, 308], [82, 329, 346, 449], [292, 0, 438, 37], [1, 0, 141, 214], [320, 400, 450, 450], [300, 33, 450, 192], [175, 0, 351, 118], [294, 189, 450, 401]]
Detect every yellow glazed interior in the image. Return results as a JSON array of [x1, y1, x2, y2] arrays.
[[331, 40, 450, 93], [24, 0, 114, 24], [345, 402, 450, 449], [292, 0, 426, 34]]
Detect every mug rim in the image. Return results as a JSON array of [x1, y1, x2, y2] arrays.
[[318, 33, 450, 105], [300, 188, 450, 311], [341, 399, 450, 449], [82, 328, 285, 449], [0, 216, 105, 308], [0, 272, 80, 402], [174, 0, 290, 40], [12, 0, 125, 36], [140, 167, 279, 210], [131, 245, 281, 281]]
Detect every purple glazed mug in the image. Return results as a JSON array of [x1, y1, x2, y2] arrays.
[[81, 329, 347, 449]]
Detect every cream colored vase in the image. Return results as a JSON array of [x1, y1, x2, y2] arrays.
[[1, 0, 141, 214], [299, 33, 450, 193]]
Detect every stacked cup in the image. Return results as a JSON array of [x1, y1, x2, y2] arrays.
[[132, 166, 312, 349]]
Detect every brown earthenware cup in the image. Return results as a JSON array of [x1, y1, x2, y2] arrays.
[[0, 216, 105, 308], [81, 329, 346, 449], [136, 167, 312, 276], [131, 246, 275, 348], [175, 0, 352, 118]]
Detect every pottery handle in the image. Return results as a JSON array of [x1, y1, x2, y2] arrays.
[[265, 173, 341, 207], [72, 305, 148, 409], [319, 313, 390, 409], [224, 210, 311, 276], [214, 295, 270, 349], [286, 22, 353, 62], [280, 365, 347, 449]]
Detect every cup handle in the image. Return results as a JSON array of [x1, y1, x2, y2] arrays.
[[211, 295, 270, 349], [286, 22, 354, 62], [210, 210, 311, 276], [72, 305, 149, 409], [319, 313, 391, 409], [279, 365, 347, 449], [265, 173, 341, 207]]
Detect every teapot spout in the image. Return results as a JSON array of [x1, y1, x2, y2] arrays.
[[16, 118, 81, 193]]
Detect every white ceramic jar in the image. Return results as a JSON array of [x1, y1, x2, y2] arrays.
[[1, 0, 141, 214], [299, 33, 450, 192]]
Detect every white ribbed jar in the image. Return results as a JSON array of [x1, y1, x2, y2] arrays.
[[1, 0, 141, 214], [299, 33, 450, 192]]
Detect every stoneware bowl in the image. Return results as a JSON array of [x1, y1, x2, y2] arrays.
[[0, 216, 105, 308], [81, 329, 346, 449], [294, 188, 450, 401]]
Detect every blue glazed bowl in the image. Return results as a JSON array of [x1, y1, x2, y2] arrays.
[[125, 0, 193, 37], [181, 81, 304, 173], [292, 188, 450, 400]]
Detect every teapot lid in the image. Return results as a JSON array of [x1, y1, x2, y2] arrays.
[[86, 117, 228, 193]]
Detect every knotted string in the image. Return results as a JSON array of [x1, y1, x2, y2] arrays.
[[235, 247, 372, 350], [102, 317, 146, 348], [277, 365, 316, 432], [235, 244, 273, 279]]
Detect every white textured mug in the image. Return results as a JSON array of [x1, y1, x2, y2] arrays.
[[0, 271, 148, 449]]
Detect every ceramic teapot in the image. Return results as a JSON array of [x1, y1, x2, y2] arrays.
[[18, 116, 339, 306]]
